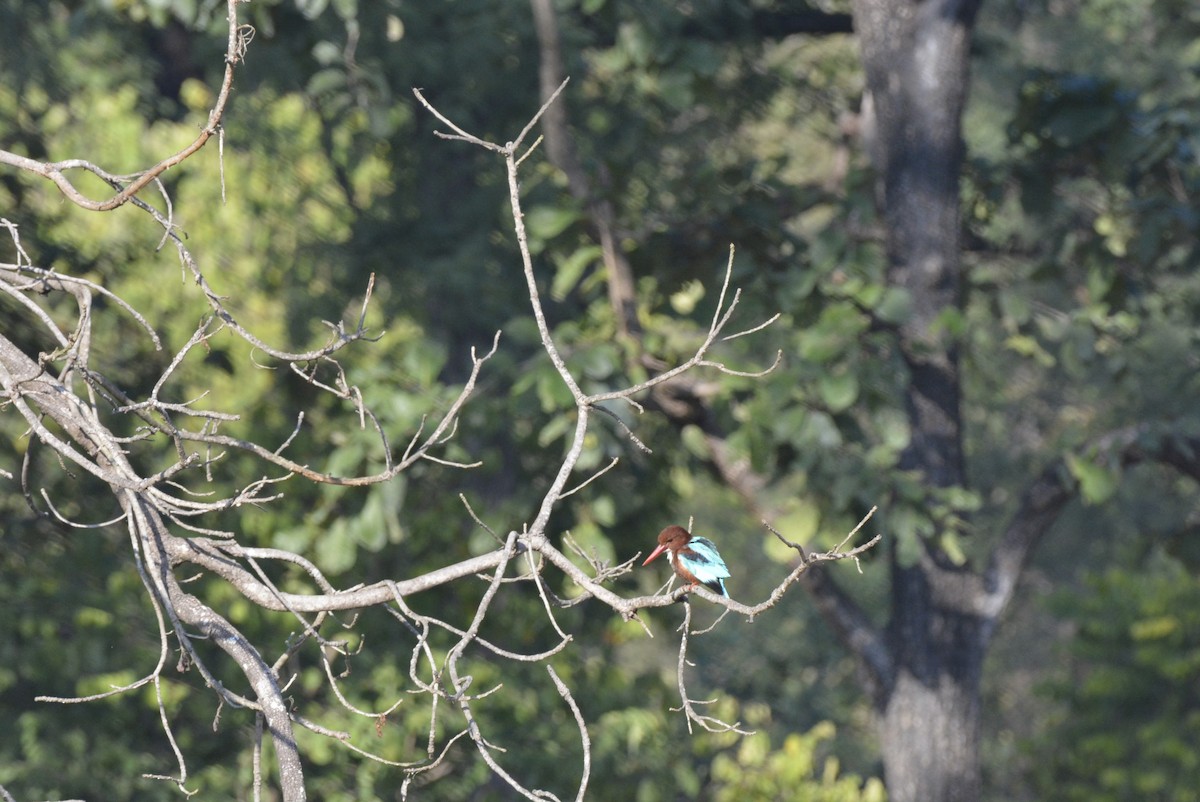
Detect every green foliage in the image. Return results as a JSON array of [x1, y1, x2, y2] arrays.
[[1030, 552, 1200, 802], [711, 722, 886, 802], [4, 0, 1200, 799]]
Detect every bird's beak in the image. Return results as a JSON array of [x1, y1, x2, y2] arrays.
[[643, 543, 668, 566]]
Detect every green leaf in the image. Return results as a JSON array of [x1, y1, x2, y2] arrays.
[[769, 405, 810, 444], [525, 205, 580, 252], [680, 424, 710, 458], [296, 0, 329, 19], [568, 520, 616, 566], [890, 506, 931, 567], [764, 497, 820, 563], [670, 279, 705, 314], [354, 494, 387, 551], [400, 339, 448, 387], [551, 245, 602, 301], [1130, 616, 1179, 641], [591, 494, 617, 527], [536, 368, 575, 412], [818, 370, 859, 412], [875, 287, 913, 324], [311, 41, 342, 66], [895, 526, 922, 568], [537, 413, 573, 447], [315, 519, 357, 574], [800, 409, 843, 449], [932, 306, 968, 339], [571, 344, 616, 380], [998, 289, 1032, 326], [797, 304, 868, 363], [934, 484, 983, 513], [307, 67, 347, 96], [1004, 333, 1056, 367], [331, 0, 358, 21], [325, 438, 366, 477], [1066, 453, 1120, 505], [938, 529, 967, 565], [874, 407, 911, 451]]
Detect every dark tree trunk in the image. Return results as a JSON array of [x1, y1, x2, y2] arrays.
[[853, 0, 979, 487], [850, 1, 984, 801], [881, 563, 987, 802]]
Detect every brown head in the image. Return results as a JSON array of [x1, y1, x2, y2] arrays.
[[642, 525, 692, 565]]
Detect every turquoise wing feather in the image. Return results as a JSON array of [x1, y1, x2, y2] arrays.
[[678, 536, 730, 595]]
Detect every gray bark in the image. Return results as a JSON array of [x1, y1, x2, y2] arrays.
[[850, 2, 984, 800]]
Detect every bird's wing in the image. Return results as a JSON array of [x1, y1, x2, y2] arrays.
[[679, 537, 731, 584]]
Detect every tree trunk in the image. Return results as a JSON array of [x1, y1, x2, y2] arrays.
[[881, 563, 986, 802], [853, 0, 980, 487], [882, 669, 982, 802], [850, 1, 984, 801]]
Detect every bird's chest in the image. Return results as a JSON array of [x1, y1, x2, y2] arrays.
[[666, 548, 700, 581]]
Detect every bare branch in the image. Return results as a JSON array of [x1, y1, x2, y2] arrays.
[[0, 1, 247, 212], [547, 665, 591, 802], [671, 601, 754, 735], [410, 88, 504, 153], [0, 15, 881, 796], [583, 248, 781, 406], [557, 456, 620, 499]]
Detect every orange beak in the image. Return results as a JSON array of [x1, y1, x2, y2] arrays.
[[642, 543, 669, 566]]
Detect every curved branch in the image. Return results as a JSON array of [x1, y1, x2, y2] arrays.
[[1, 27, 881, 797], [983, 425, 1200, 621], [0, 1, 248, 212]]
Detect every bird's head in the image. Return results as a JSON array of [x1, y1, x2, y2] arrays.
[[642, 525, 692, 566]]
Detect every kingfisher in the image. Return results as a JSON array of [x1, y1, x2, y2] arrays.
[[642, 525, 730, 596]]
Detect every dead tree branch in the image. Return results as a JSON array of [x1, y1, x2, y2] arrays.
[[0, 9, 880, 797]]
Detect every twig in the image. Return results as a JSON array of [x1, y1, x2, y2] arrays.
[[547, 665, 591, 802]]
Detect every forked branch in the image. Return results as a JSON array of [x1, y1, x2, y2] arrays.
[[0, 25, 879, 800]]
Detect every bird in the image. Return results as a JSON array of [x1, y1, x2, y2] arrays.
[[642, 525, 730, 596]]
